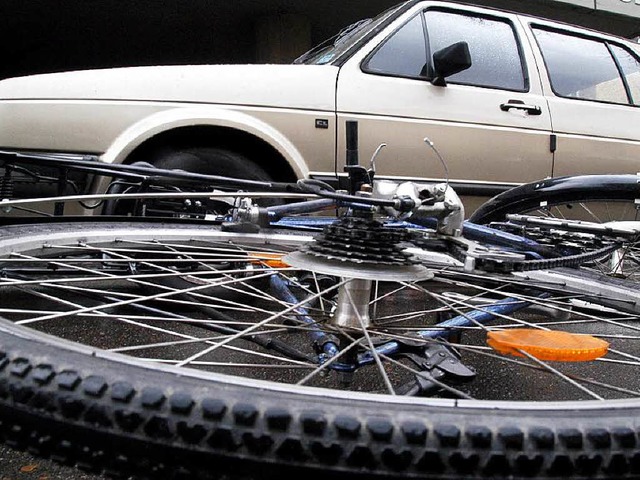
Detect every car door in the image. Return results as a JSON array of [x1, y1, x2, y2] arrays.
[[335, 4, 554, 201], [524, 21, 640, 177]]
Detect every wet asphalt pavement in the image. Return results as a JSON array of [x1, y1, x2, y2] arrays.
[[0, 444, 105, 480]]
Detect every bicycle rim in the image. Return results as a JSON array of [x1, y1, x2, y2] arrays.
[[1, 221, 640, 479]]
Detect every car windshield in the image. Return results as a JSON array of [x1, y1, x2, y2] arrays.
[[294, 4, 404, 65]]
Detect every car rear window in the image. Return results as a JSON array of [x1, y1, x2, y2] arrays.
[[610, 44, 640, 105], [533, 27, 639, 106]]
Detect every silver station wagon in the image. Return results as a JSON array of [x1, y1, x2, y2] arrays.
[[0, 0, 639, 210]]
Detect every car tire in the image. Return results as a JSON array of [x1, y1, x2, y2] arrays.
[[102, 147, 279, 216], [150, 147, 273, 184]]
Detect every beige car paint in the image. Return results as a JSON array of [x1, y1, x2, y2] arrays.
[[0, 64, 338, 180], [0, 101, 166, 153], [336, 3, 554, 187], [0, 65, 338, 109], [519, 18, 640, 178]]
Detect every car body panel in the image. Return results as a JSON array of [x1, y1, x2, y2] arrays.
[[336, 3, 554, 188], [0, 65, 338, 109], [518, 19, 640, 177], [0, 65, 339, 180], [100, 106, 328, 177], [0, 101, 167, 153]]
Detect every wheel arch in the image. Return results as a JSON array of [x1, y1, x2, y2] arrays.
[[96, 107, 306, 190]]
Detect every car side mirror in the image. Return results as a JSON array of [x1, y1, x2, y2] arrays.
[[430, 41, 472, 87]]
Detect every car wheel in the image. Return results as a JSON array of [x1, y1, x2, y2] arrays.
[[103, 147, 279, 216]]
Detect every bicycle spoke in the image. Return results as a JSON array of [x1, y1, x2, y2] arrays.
[[174, 279, 348, 368], [1, 225, 640, 401], [517, 349, 604, 401]]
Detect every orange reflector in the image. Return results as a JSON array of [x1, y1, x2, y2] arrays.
[[249, 252, 289, 268], [487, 329, 609, 362]]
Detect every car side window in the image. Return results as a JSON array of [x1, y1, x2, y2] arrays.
[[363, 10, 526, 91], [532, 27, 631, 105], [610, 45, 640, 105], [423, 11, 526, 91], [363, 15, 428, 78]]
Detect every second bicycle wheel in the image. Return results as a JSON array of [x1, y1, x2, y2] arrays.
[[469, 174, 640, 282], [1, 221, 640, 479]]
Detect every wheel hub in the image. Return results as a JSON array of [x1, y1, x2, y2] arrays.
[[284, 216, 434, 331]]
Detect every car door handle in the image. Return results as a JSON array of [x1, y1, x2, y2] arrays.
[[500, 100, 542, 116]]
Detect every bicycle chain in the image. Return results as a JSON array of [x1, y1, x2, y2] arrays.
[[305, 216, 623, 272], [448, 240, 623, 273], [492, 222, 616, 252]]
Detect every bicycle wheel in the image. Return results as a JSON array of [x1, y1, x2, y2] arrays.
[[469, 175, 640, 281], [1, 221, 640, 479]]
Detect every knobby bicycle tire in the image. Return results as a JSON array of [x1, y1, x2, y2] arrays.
[[0, 222, 639, 479]]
